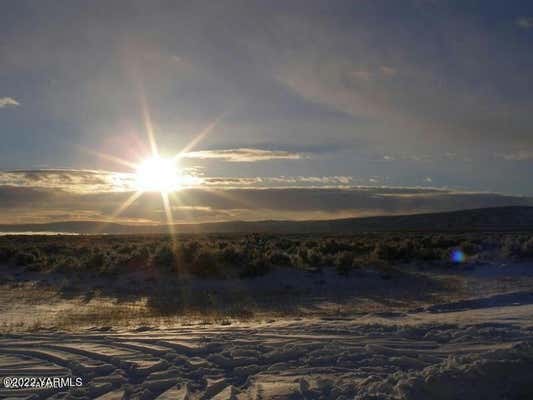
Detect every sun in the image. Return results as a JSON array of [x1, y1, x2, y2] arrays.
[[134, 156, 182, 193], [87, 96, 224, 235]]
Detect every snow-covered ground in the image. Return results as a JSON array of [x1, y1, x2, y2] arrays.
[[1, 263, 533, 399]]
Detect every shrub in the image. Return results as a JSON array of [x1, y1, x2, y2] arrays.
[[501, 237, 521, 259], [99, 261, 122, 277], [372, 242, 396, 262], [417, 247, 441, 261], [305, 240, 318, 249], [83, 251, 105, 270], [52, 256, 81, 273], [15, 251, 38, 266], [276, 238, 294, 251], [334, 251, 355, 267], [125, 247, 150, 269], [460, 240, 480, 255], [152, 245, 176, 273], [268, 251, 291, 266], [520, 237, 533, 258], [190, 251, 220, 278], [334, 251, 356, 276], [240, 259, 270, 278], [179, 241, 200, 263], [217, 246, 241, 265], [0, 246, 15, 263], [307, 250, 324, 266], [319, 239, 352, 255]]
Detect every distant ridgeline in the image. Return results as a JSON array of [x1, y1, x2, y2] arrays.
[[1, 206, 533, 235]]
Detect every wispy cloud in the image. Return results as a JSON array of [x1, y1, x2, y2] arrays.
[[0, 170, 135, 193], [0, 97, 20, 108], [497, 150, 533, 161], [517, 17, 533, 29], [349, 65, 397, 82], [0, 170, 364, 192], [202, 176, 359, 187], [182, 148, 304, 162], [1, 168, 366, 195]]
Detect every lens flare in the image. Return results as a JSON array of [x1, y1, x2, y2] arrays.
[[451, 249, 466, 263]]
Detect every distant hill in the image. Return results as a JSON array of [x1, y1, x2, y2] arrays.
[[1, 206, 533, 234]]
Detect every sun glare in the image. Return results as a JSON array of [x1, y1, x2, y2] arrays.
[[88, 98, 222, 235], [135, 157, 182, 192]]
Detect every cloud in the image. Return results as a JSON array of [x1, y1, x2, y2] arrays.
[[517, 17, 533, 29], [0, 97, 20, 108], [0, 170, 135, 193], [0, 170, 379, 193], [182, 148, 304, 162], [202, 176, 357, 187], [261, 12, 533, 154], [0, 169, 365, 195], [349, 65, 397, 82], [380, 66, 397, 76], [497, 151, 533, 161]]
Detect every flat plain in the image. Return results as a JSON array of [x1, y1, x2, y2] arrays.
[[1, 232, 533, 399]]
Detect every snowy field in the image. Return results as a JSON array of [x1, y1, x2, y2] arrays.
[[1, 263, 533, 399]]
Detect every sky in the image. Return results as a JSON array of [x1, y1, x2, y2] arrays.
[[1, 0, 533, 224]]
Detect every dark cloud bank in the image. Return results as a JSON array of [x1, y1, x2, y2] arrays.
[[1, 184, 531, 225]]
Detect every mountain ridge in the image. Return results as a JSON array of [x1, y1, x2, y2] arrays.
[[1, 206, 533, 234]]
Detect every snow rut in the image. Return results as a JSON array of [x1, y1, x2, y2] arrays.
[[1, 321, 532, 399]]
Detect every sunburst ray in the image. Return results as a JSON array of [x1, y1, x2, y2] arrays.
[[173, 112, 229, 162], [80, 147, 138, 170], [95, 190, 144, 233]]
